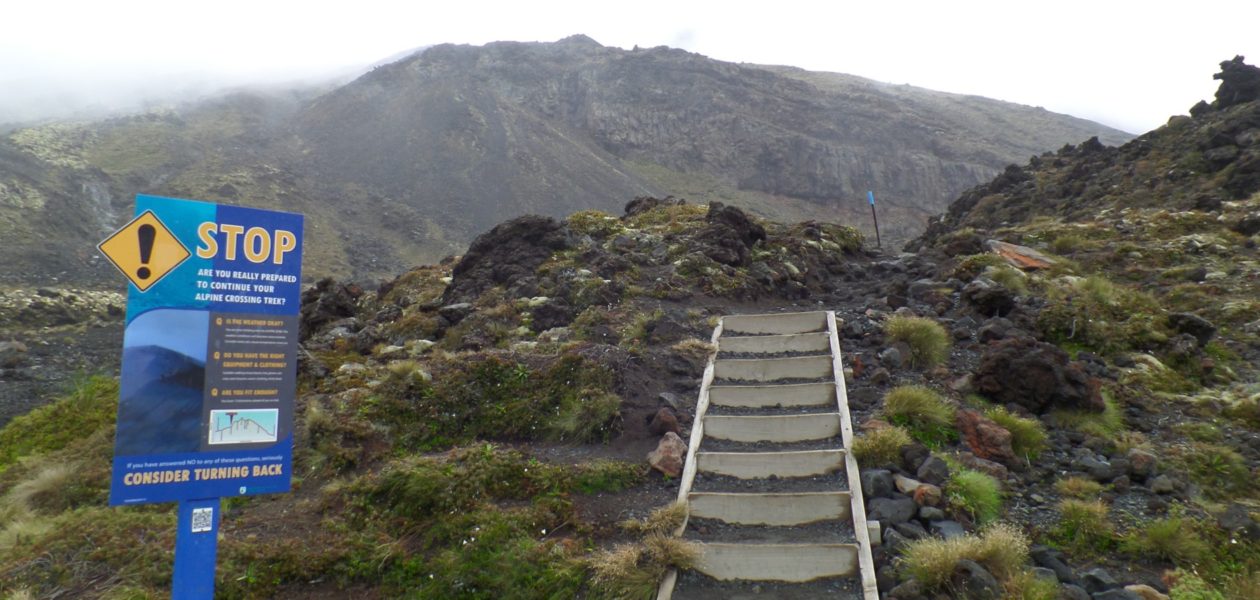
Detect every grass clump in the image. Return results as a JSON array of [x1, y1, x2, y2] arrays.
[[947, 469, 1002, 525], [881, 386, 956, 447], [1122, 512, 1209, 565], [852, 426, 912, 468], [883, 315, 951, 368], [1052, 499, 1114, 556], [1174, 442, 1252, 500], [589, 535, 700, 600], [1003, 569, 1060, 600], [1054, 476, 1104, 499], [0, 375, 117, 472], [1037, 275, 1165, 356], [1168, 569, 1227, 600], [899, 523, 1029, 591], [984, 406, 1047, 459], [984, 265, 1029, 295], [620, 502, 687, 536], [1048, 390, 1125, 438]]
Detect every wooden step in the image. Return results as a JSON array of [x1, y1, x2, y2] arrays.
[[696, 449, 844, 479], [714, 355, 832, 382], [694, 542, 859, 582], [704, 413, 841, 443], [718, 332, 830, 354], [687, 491, 851, 526], [708, 382, 835, 409], [722, 312, 828, 335]]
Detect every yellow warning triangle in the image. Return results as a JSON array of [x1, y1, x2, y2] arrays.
[[98, 210, 191, 292]]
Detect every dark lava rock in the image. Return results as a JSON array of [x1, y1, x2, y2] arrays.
[[973, 337, 1104, 414], [697, 202, 766, 267], [1213, 55, 1260, 109], [868, 496, 918, 526], [1234, 212, 1260, 236], [929, 520, 966, 539], [1218, 503, 1260, 541], [1031, 545, 1077, 584], [861, 469, 895, 500], [647, 407, 681, 436], [437, 302, 475, 325], [893, 521, 927, 540], [1060, 585, 1091, 600], [529, 299, 576, 332], [919, 506, 946, 521], [942, 231, 985, 256], [299, 277, 363, 340], [623, 195, 686, 218], [887, 578, 923, 599], [1082, 568, 1119, 593], [1168, 312, 1216, 346], [976, 316, 1025, 343], [916, 455, 950, 485], [882, 527, 910, 556], [962, 278, 1016, 317], [950, 559, 1002, 599], [443, 215, 573, 304]]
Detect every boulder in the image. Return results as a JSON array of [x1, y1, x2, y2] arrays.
[[916, 455, 951, 485], [623, 195, 686, 218], [299, 278, 363, 340], [1213, 55, 1260, 109], [868, 496, 918, 526], [1082, 567, 1119, 593], [1233, 212, 1260, 237], [962, 278, 1016, 317], [647, 432, 687, 477], [443, 215, 573, 304], [647, 408, 681, 436], [949, 559, 1002, 599], [1124, 584, 1170, 600], [913, 483, 943, 507], [861, 469, 896, 499], [696, 202, 766, 267], [929, 520, 966, 539], [1126, 448, 1157, 480], [973, 337, 1104, 414], [956, 409, 1017, 465], [1168, 312, 1216, 346]]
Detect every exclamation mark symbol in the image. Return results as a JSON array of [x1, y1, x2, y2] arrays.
[[136, 224, 155, 280]]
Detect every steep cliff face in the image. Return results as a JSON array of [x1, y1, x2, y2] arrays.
[[0, 36, 1129, 285]]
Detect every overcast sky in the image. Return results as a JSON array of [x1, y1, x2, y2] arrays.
[[4, 1, 1258, 133]]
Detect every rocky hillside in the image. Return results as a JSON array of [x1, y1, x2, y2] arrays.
[[0, 35, 1128, 287]]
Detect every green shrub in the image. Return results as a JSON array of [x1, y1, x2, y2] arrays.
[[947, 469, 1002, 525], [984, 407, 1047, 459], [984, 265, 1029, 295], [1037, 275, 1165, 355], [1122, 512, 1208, 565], [952, 253, 1008, 281], [0, 375, 117, 472], [881, 386, 956, 447], [1053, 499, 1114, 556], [884, 315, 951, 368], [1175, 443, 1252, 500], [1168, 568, 1227, 600], [852, 426, 912, 468], [899, 523, 1029, 591]]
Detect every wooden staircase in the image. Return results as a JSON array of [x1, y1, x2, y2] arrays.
[[658, 311, 879, 599]]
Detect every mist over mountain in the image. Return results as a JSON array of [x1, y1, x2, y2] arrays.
[[0, 36, 1129, 286]]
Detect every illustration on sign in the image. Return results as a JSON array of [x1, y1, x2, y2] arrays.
[[105, 195, 303, 506]]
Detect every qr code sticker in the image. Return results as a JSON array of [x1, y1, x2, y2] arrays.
[[191, 507, 214, 533]]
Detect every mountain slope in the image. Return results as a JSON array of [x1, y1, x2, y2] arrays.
[[0, 36, 1130, 286]]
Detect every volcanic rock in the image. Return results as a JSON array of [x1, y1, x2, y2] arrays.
[[973, 337, 1104, 414], [443, 215, 573, 304], [648, 432, 687, 477], [956, 409, 1017, 465]]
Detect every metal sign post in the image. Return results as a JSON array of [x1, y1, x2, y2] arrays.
[[867, 191, 881, 248]]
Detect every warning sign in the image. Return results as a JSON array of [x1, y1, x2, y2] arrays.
[[98, 210, 192, 292]]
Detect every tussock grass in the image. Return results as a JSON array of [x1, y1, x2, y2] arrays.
[[1122, 512, 1208, 565], [881, 386, 955, 447], [852, 426, 912, 468], [1054, 499, 1114, 556], [983, 265, 1029, 295], [589, 535, 700, 600], [1048, 391, 1125, 438], [3, 462, 76, 515], [620, 502, 687, 536], [1003, 569, 1060, 600], [883, 315, 951, 368], [946, 469, 1002, 525], [1054, 476, 1104, 499], [984, 407, 1047, 459], [671, 338, 716, 363], [1174, 442, 1253, 500], [899, 523, 1029, 591]]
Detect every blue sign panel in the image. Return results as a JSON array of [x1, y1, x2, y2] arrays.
[[107, 195, 303, 505]]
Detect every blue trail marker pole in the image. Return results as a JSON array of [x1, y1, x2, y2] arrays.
[[173, 498, 221, 599], [867, 191, 881, 248]]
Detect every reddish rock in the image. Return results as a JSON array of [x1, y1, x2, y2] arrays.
[[913, 483, 943, 507], [648, 432, 687, 477], [958, 452, 1009, 480], [957, 409, 1017, 465], [648, 407, 681, 436], [1127, 448, 1158, 479], [987, 239, 1056, 270], [973, 337, 1104, 414]]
